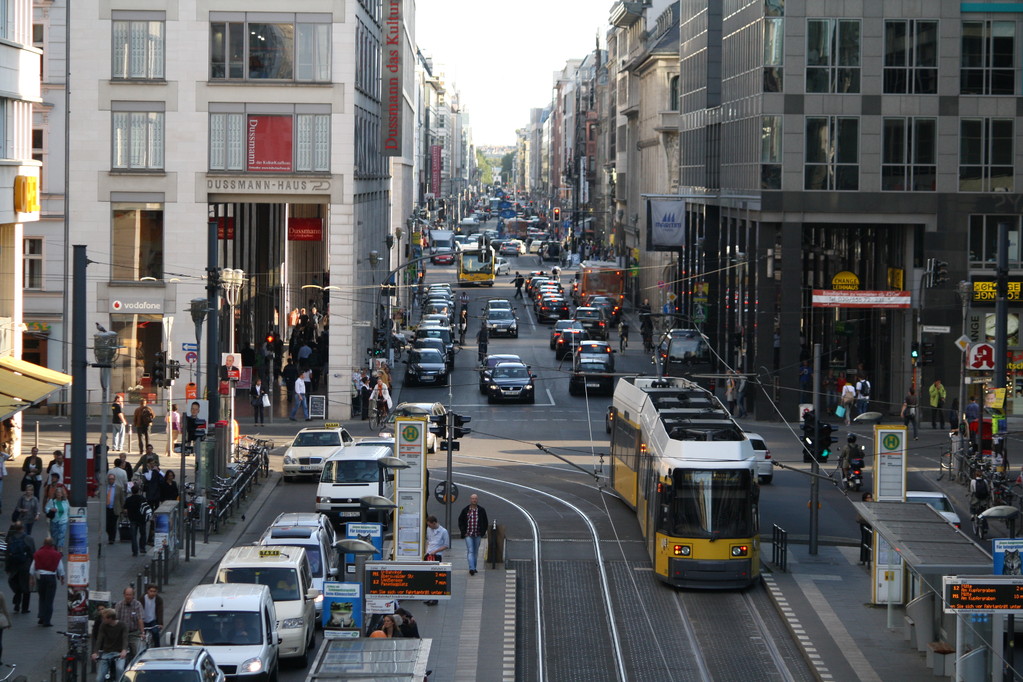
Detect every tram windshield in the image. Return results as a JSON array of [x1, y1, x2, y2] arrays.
[[666, 469, 755, 539]]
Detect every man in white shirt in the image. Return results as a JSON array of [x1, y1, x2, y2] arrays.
[[290, 374, 309, 421]]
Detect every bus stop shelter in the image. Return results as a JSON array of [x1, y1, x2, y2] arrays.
[[305, 638, 432, 682], [853, 501, 994, 677]]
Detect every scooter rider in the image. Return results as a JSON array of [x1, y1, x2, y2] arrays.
[[838, 434, 863, 488]]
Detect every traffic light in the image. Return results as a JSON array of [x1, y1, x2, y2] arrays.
[[266, 332, 277, 345], [169, 360, 181, 381], [152, 351, 166, 388], [452, 413, 472, 439], [553, 208, 561, 222], [911, 342, 920, 361], [429, 413, 448, 438], [921, 341, 935, 366], [801, 410, 816, 463], [934, 261, 949, 287], [817, 422, 837, 462], [480, 236, 490, 262]]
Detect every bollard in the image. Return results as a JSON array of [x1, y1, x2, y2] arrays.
[[50, 666, 56, 682], [136, 572, 144, 593], [185, 520, 191, 562], [162, 545, 170, 585]]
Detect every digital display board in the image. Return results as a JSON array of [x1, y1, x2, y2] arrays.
[[943, 576, 1023, 613], [365, 562, 451, 600]]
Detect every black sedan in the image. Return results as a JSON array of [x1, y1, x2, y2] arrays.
[[485, 362, 536, 404], [485, 309, 519, 338], [555, 328, 589, 360], [404, 348, 449, 386], [479, 354, 522, 393]]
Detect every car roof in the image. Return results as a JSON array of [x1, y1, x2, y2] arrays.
[[494, 361, 528, 369], [264, 526, 318, 540], [220, 545, 307, 567], [186, 583, 271, 610], [579, 341, 611, 350], [393, 402, 445, 414], [295, 427, 348, 436], [270, 512, 328, 529]]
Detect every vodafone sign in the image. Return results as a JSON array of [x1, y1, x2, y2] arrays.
[[969, 343, 996, 370]]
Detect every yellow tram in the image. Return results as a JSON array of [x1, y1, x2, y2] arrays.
[[608, 376, 760, 589]]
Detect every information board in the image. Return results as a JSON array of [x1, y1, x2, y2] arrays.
[[365, 562, 451, 600], [308, 395, 326, 419], [394, 417, 427, 560], [873, 426, 907, 502], [943, 576, 1023, 613]]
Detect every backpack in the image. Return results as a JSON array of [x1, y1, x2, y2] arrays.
[[859, 381, 871, 397], [974, 478, 990, 500], [6, 533, 29, 567]]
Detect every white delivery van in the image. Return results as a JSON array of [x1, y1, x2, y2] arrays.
[[214, 546, 318, 665], [175, 583, 280, 681], [315, 445, 394, 526], [429, 229, 454, 253]]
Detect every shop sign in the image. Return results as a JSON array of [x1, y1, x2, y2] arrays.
[[969, 343, 995, 370], [430, 145, 442, 193], [110, 292, 165, 314], [970, 277, 1023, 306], [288, 218, 323, 241], [831, 271, 860, 290], [206, 177, 332, 194], [247, 115, 293, 172], [887, 267, 904, 291], [25, 321, 50, 335], [812, 290, 911, 308], [381, 0, 403, 157]]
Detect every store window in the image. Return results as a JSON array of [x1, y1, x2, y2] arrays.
[[23, 237, 42, 290], [111, 203, 163, 280], [968, 215, 1021, 268], [961, 20, 1015, 95], [959, 118, 1014, 192], [881, 117, 936, 191], [804, 116, 859, 190], [806, 19, 860, 93], [112, 15, 165, 80], [884, 20, 938, 94], [210, 14, 331, 82], [110, 315, 164, 397]]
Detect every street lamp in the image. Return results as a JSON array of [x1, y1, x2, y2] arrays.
[[221, 269, 245, 437], [93, 330, 119, 593], [189, 298, 207, 397], [956, 280, 972, 457]]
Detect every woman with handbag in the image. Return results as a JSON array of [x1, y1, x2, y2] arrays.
[[250, 378, 267, 426], [45, 484, 69, 550], [13, 487, 40, 535]]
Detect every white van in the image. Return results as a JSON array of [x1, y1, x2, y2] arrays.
[[175, 583, 280, 680], [214, 546, 318, 665], [315, 445, 394, 525]]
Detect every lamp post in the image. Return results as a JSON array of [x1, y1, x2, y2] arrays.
[[189, 298, 207, 397], [221, 268, 245, 440], [93, 330, 119, 593], [957, 280, 972, 457]]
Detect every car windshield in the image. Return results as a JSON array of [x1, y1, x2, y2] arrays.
[[488, 310, 513, 321], [217, 567, 301, 601], [321, 459, 381, 485], [486, 356, 520, 369], [578, 361, 608, 372], [178, 611, 262, 647], [417, 329, 449, 341], [293, 432, 341, 447], [121, 671, 201, 682], [913, 496, 953, 513], [414, 350, 445, 363], [576, 310, 601, 320], [266, 544, 322, 576], [666, 469, 755, 538], [493, 366, 529, 379]]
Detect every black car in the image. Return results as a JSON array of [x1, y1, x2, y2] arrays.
[[555, 328, 589, 360], [485, 309, 519, 338], [568, 352, 616, 396], [413, 337, 452, 369], [415, 326, 456, 364], [485, 362, 536, 404], [535, 296, 571, 323], [586, 295, 621, 323], [404, 348, 449, 386], [479, 353, 522, 393], [550, 320, 584, 349], [573, 307, 609, 340]]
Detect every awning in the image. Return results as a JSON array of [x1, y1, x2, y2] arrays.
[[0, 356, 72, 420]]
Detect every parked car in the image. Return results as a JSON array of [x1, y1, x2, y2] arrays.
[[745, 432, 773, 484]]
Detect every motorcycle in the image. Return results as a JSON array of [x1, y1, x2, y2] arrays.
[[844, 452, 865, 492]]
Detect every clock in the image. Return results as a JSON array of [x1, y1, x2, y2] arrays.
[[986, 313, 1020, 339]]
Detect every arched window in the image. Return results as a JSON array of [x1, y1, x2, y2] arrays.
[[669, 75, 679, 111]]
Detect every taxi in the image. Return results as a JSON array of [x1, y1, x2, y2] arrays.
[[282, 425, 354, 482]]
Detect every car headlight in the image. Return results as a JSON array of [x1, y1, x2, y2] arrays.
[[489, 384, 498, 390], [281, 617, 305, 629], [283, 455, 295, 464], [525, 384, 534, 390], [509, 324, 517, 330], [315, 593, 324, 604], [240, 658, 264, 673]]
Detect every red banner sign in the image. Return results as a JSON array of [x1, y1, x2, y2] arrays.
[[247, 115, 293, 173], [430, 145, 442, 194], [217, 217, 235, 240], [288, 217, 323, 241], [381, 0, 403, 156], [811, 290, 911, 308]]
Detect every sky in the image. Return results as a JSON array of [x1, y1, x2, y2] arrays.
[[415, 0, 607, 147]]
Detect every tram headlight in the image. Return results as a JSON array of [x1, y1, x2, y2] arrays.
[[673, 544, 691, 556], [731, 545, 749, 557]]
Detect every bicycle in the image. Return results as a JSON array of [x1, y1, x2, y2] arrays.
[[619, 330, 629, 353], [58, 630, 88, 682], [368, 400, 389, 430], [95, 650, 126, 682], [0, 663, 20, 682]]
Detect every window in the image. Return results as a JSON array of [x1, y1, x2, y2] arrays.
[[881, 118, 936, 191], [764, 18, 784, 92], [761, 116, 782, 189], [969, 215, 1022, 267], [210, 14, 331, 82], [884, 20, 937, 94], [209, 110, 330, 173], [112, 203, 163, 281], [32, 129, 43, 190], [804, 117, 858, 190], [668, 76, 679, 111], [23, 238, 41, 290], [961, 21, 1015, 95], [806, 19, 860, 93], [33, 23, 43, 81], [112, 18, 165, 80], [112, 107, 164, 170], [960, 118, 1013, 192]]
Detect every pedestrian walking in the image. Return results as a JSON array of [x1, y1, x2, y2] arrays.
[[44, 485, 69, 551], [725, 370, 737, 415], [965, 395, 982, 445], [281, 358, 298, 403], [124, 484, 152, 557], [458, 309, 468, 346], [104, 473, 125, 545], [358, 375, 372, 420], [855, 375, 871, 416], [5, 521, 35, 614], [170, 403, 181, 443], [736, 373, 748, 418], [901, 387, 919, 440], [250, 378, 267, 426], [929, 379, 947, 429], [289, 372, 310, 421], [422, 515, 449, 605], [13, 487, 40, 535], [840, 380, 857, 425], [29, 536, 63, 627], [457, 494, 489, 576], [132, 398, 155, 455], [20, 447, 42, 499], [512, 272, 525, 299], [111, 394, 127, 451]]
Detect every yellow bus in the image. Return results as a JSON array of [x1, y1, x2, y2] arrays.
[[457, 247, 495, 286]]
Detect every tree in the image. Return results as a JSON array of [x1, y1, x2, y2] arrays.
[[476, 150, 494, 186], [500, 153, 514, 180]]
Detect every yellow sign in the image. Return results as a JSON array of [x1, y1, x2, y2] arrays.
[[887, 267, 904, 291], [831, 271, 860, 290], [258, 549, 282, 558], [324, 422, 340, 428], [14, 175, 39, 214]]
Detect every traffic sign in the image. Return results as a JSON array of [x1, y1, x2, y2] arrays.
[[657, 280, 666, 289], [500, 209, 515, 219], [922, 325, 951, 334], [184, 351, 198, 364], [181, 342, 197, 352], [666, 292, 677, 302], [955, 335, 971, 352], [353, 320, 372, 327]]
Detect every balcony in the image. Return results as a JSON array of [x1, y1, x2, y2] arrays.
[[610, 1, 646, 28]]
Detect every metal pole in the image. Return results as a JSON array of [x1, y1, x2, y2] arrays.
[[164, 317, 174, 462], [69, 245, 89, 635], [444, 415, 454, 538], [958, 281, 970, 461], [205, 219, 220, 488], [97, 365, 110, 592], [995, 221, 1009, 469], [809, 342, 821, 556]]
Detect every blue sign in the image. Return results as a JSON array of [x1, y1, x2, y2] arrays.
[[181, 343, 198, 352], [499, 201, 512, 209], [322, 582, 362, 638], [993, 538, 1023, 574], [344, 522, 383, 572], [500, 209, 515, 219]]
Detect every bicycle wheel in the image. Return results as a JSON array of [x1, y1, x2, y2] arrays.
[[369, 408, 383, 430]]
